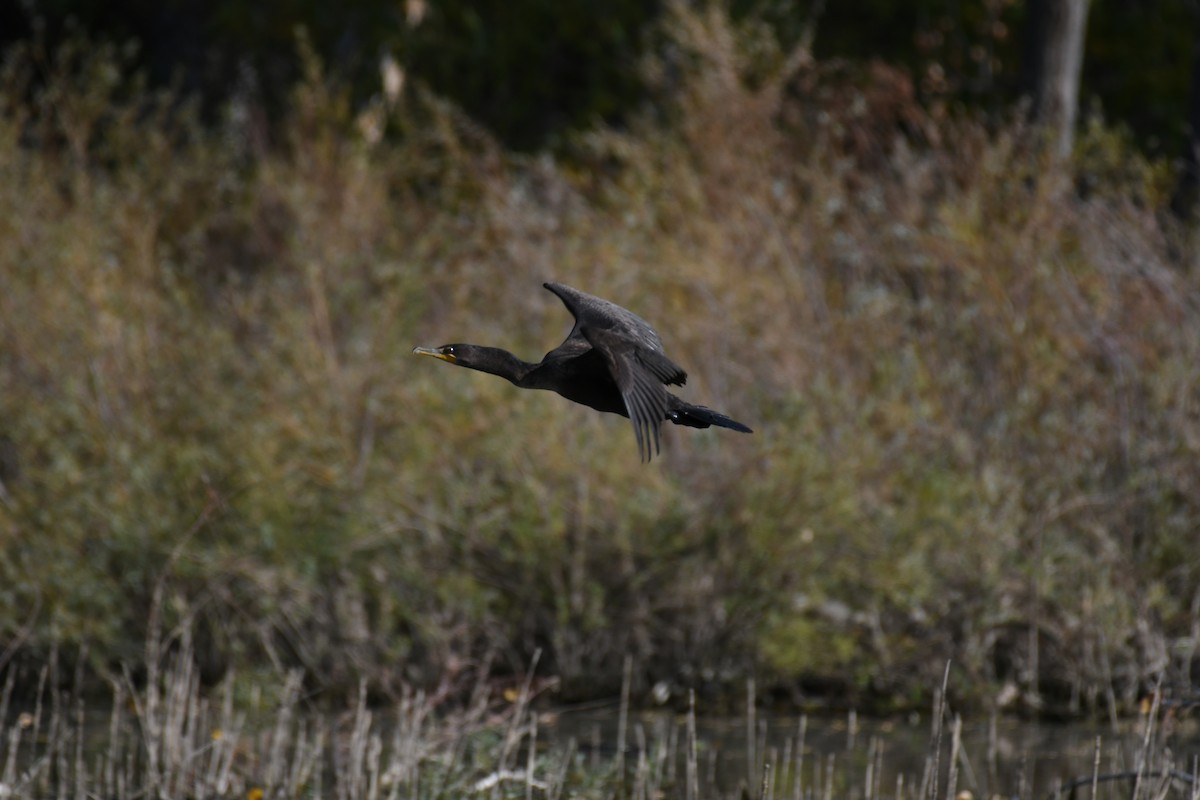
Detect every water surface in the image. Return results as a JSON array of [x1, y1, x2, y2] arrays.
[[542, 704, 1200, 798]]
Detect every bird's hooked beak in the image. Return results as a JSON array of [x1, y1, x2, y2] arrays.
[[413, 345, 457, 364]]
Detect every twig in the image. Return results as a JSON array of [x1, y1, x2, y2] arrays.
[[686, 690, 699, 800], [747, 677, 757, 792], [1049, 769, 1196, 800], [1133, 674, 1164, 800], [0, 595, 41, 674], [617, 654, 631, 789]]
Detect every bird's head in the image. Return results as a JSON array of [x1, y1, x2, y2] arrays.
[[413, 343, 529, 383], [412, 344, 463, 364]]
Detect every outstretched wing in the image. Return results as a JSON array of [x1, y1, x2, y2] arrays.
[[584, 328, 670, 462], [543, 281, 692, 460], [635, 348, 687, 386]]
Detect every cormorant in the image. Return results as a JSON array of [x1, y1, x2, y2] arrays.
[[413, 282, 752, 461]]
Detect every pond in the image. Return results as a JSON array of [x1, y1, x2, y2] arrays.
[[542, 702, 1200, 799]]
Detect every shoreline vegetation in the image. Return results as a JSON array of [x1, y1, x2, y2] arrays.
[[1, 642, 1197, 799], [2, 4, 1199, 727]]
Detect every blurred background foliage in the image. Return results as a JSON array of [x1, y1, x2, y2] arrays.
[[3, 0, 1198, 153], [1, 1, 1198, 715]]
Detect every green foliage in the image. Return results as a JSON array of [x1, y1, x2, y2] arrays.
[[1, 11, 1198, 715]]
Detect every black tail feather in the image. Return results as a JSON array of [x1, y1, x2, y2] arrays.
[[668, 404, 753, 433]]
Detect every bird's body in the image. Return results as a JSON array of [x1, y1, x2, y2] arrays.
[[414, 282, 752, 461]]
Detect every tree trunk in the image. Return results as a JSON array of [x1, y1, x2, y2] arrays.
[[1021, 0, 1092, 158], [1171, 19, 1200, 222]]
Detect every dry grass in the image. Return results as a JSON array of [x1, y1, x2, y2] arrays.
[[0, 649, 1195, 799], [0, 640, 579, 799]]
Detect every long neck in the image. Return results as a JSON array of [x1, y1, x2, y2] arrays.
[[462, 346, 539, 385]]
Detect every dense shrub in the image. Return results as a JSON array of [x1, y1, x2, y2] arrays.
[[1, 9, 1197, 714]]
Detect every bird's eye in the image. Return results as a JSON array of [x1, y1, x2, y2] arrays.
[[445, 345, 456, 355]]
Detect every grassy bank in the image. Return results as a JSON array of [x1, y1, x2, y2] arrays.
[[1, 8, 1198, 714], [1, 645, 1196, 799]]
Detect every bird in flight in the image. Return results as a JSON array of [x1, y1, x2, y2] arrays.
[[413, 282, 752, 461]]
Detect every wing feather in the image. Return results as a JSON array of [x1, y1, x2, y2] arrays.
[[586, 331, 669, 461], [636, 349, 687, 386], [545, 283, 682, 461], [609, 345, 676, 462]]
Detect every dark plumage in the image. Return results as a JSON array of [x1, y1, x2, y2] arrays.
[[413, 282, 752, 461]]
